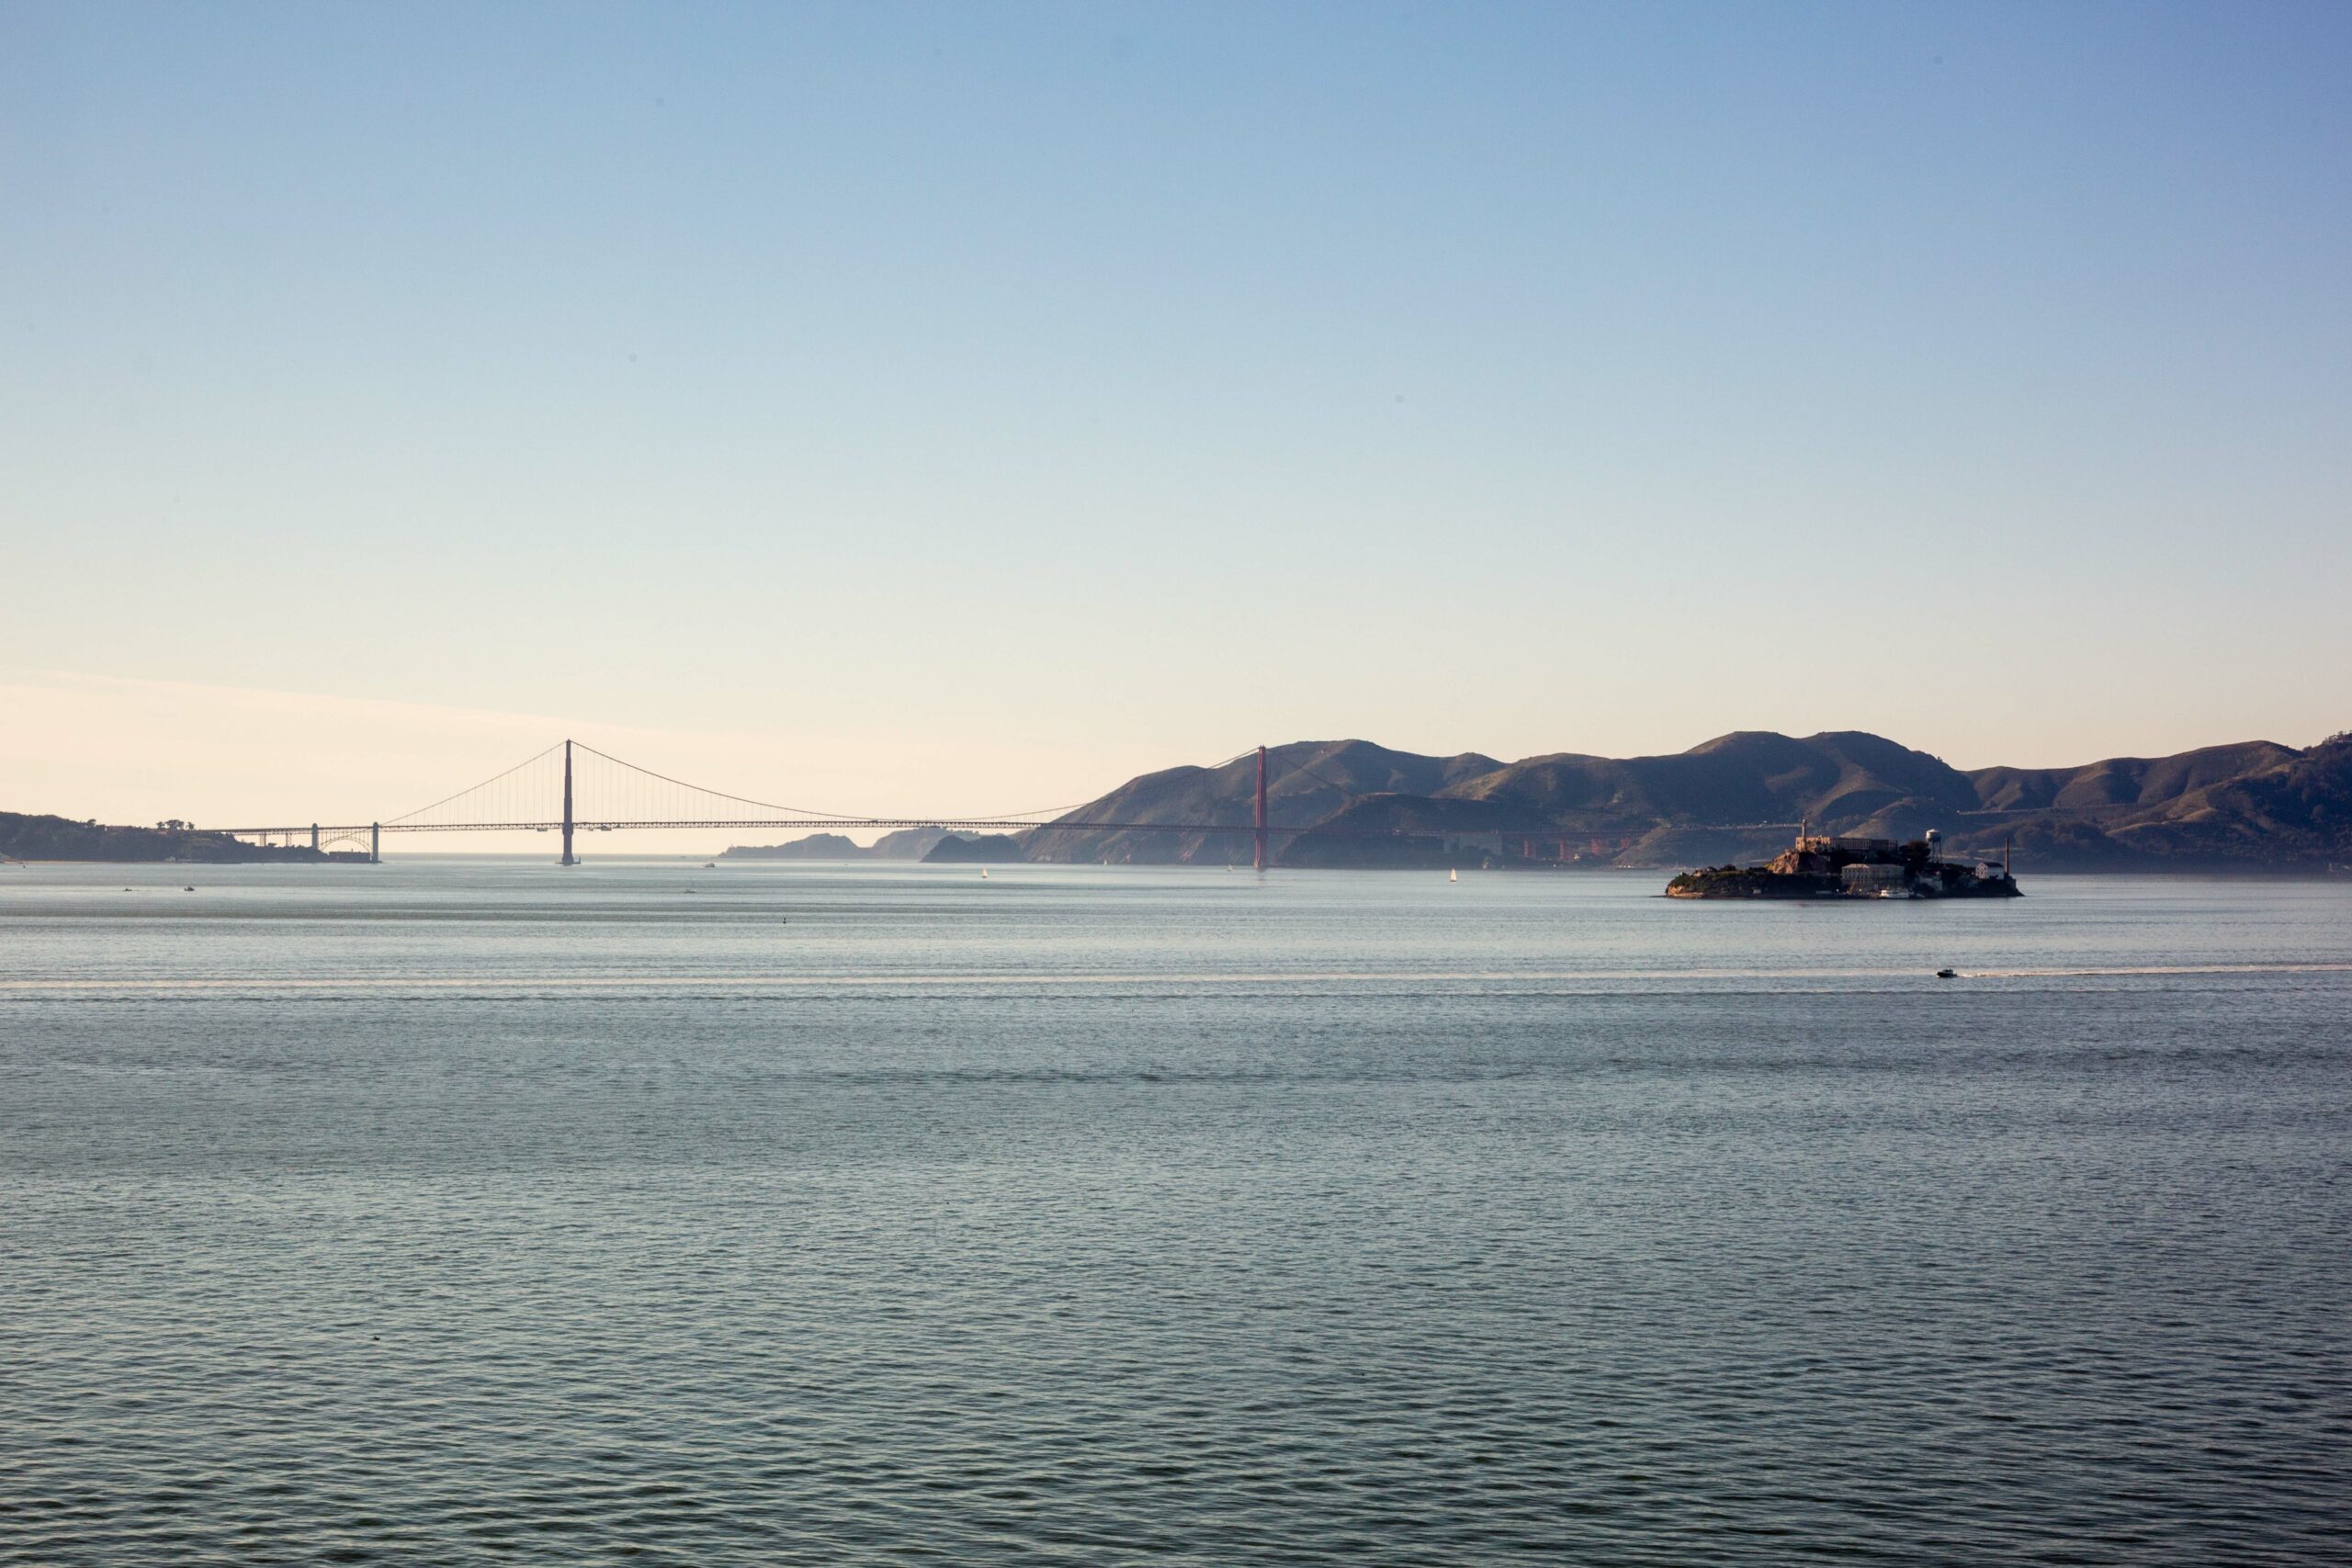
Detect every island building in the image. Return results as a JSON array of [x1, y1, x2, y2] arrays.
[[1668, 827, 2019, 899]]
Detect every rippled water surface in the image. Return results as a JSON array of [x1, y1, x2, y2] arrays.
[[5, 860, 2349, 1564]]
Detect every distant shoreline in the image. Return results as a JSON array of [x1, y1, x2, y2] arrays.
[[14, 726, 2348, 874]]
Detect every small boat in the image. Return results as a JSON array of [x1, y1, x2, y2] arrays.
[[702, 862, 715, 869], [1935, 968, 1958, 979]]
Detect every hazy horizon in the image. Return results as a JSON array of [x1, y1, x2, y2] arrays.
[[4, 666, 2340, 856]]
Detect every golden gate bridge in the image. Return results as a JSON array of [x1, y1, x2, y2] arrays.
[[213, 739, 1317, 868]]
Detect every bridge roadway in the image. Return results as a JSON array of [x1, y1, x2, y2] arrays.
[[207, 740, 1803, 856], [217, 818, 1496, 839], [217, 818, 1804, 840]]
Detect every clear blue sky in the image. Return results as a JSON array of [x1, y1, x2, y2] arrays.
[[4, 1, 2348, 829]]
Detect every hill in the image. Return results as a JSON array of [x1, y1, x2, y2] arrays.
[[17, 730, 2344, 873], [718, 827, 970, 861], [1970, 740, 2301, 813], [718, 831, 866, 861], [922, 833, 1023, 863], [1960, 732, 2352, 871], [1021, 740, 1501, 865], [0, 811, 329, 863], [1021, 730, 2352, 872]]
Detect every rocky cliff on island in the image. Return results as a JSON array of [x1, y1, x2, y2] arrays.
[[1667, 831, 2021, 899]]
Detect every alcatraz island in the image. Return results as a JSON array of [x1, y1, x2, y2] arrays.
[[1666, 829, 2022, 900]]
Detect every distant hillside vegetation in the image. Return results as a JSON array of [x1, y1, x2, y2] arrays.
[[1017, 729, 2352, 873], [922, 833, 1022, 863], [1971, 741, 2302, 812], [29, 729, 2343, 873], [718, 826, 968, 861], [0, 812, 327, 863], [719, 831, 865, 860], [1023, 740, 1500, 865]]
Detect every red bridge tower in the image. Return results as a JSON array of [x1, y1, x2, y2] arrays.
[[1253, 745, 1268, 872]]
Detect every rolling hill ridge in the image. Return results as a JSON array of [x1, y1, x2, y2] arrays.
[[1015, 729, 2352, 872]]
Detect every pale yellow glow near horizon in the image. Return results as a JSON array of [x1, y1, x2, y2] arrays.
[[2, 671, 1117, 855], [5, 667, 2335, 858]]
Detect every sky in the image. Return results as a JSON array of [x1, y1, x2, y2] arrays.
[[5, 1, 2348, 846]]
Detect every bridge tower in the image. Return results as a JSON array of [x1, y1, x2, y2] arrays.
[[1253, 745, 1268, 872], [560, 739, 577, 866], [370, 823, 379, 863]]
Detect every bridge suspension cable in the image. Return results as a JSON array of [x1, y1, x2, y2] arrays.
[[385, 742, 567, 828], [568, 742, 1082, 827], [351, 739, 1094, 835], [209, 737, 1710, 864]]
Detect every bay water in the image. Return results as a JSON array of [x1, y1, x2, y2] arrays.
[[3, 861, 2347, 1563]]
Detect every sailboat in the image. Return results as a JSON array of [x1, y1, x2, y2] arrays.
[[980, 868, 989, 879], [1449, 868, 1458, 883]]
